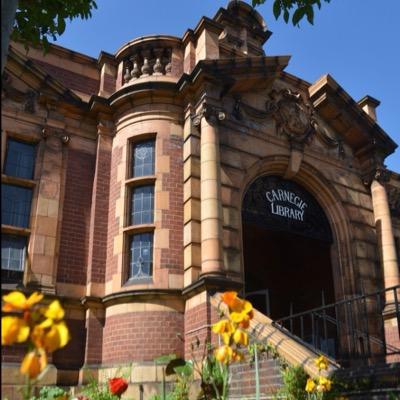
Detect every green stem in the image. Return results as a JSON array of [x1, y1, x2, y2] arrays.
[[254, 345, 260, 400]]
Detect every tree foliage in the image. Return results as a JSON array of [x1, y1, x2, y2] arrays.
[[252, 0, 331, 26], [11, 0, 97, 51]]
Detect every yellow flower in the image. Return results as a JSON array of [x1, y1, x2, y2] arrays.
[[315, 355, 329, 370], [2, 291, 43, 312], [233, 329, 248, 346], [305, 378, 316, 393], [232, 350, 244, 362], [31, 321, 70, 353], [1, 316, 30, 345], [212, 319, 235, 335], [20, 350, 47, 379], [317, 376, 332, 392], [214, 345, 233, 364], [230, 300, 253, 324], [221, 292, 243, 310], [44, 300, 65, 321]]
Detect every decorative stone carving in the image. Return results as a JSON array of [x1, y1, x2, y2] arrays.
[[41, 127, 70, 144], [266, 89, 315, 147], [233, 89, 345, 157], [192, 102, 226, 127], [23, 90, 36, 113]]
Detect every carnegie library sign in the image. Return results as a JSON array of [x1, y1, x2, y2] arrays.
[[242, 175, 332, 242], [266, 189, 307, 221]]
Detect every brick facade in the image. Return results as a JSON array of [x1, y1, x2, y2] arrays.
[[102, 311, 184, 363]]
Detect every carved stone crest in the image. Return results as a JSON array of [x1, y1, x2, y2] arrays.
[[266, 89, 315, 146]]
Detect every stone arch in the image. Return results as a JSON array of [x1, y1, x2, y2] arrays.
[[238, 155, 356, 304]]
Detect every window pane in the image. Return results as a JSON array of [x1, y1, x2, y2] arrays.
[[1, 234, 26, 271], [129, 233, 153, 280], [132, 140, 155, 177], [1, 184, 33, 227], [131, 186, 154, 225], [4, 139, 36, 179]]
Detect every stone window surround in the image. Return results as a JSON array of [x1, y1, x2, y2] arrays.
[[123, 134, 157, 285], [1, 131, 40, 285]]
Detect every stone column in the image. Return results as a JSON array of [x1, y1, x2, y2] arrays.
[[370, 169, 399, 309], [195, 103, 225, 276]]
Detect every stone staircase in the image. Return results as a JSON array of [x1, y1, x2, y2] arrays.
[[211, 293, 400, 400]]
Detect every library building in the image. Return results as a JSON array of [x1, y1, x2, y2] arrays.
[[2, 1, 400, 398]]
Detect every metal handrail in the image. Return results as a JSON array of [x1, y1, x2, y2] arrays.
[[271, 285, 400, 364]]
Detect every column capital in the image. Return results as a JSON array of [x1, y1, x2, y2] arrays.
[[363, 164, 391, 187], [96, 119, 115, 137], [192, 101, 226, 127]]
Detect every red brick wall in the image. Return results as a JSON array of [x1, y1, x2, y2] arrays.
[[87, 136, 112, 284], [53, 318, 86, 370], [105, 146, 122, 282], [84, 310, 105, 364], [58, 149, 95, 285], [102, 310, 184, 363], [1, 343, 25, 363], [184, 296, 219, 359], [229, 353, 282, 397], [160, 135, 184, 274], [34, 60, 99, 96]]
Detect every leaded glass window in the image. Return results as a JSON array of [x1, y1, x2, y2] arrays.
[[132, 140, 155, 177], [131, 186, 154, 225], [2, 184, 33, 227], [129, 233, 153, 280], [4, 139, 36, 179], [1, 234, 26, 271]]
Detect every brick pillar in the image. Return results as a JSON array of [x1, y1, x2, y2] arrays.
[[28, 129, 69, 293], [80, 298, 105, 383], [198, 103, 225, 276], [86, 121, 113, 297]]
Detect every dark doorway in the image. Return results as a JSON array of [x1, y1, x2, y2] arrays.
[[242, 175, 335, 319], [243, 223, 335, 319]]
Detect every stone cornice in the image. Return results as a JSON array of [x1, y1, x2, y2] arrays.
[[309, 74, 397, 159]]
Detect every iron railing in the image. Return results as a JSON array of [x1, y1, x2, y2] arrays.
[[271, 285, 400, 365]]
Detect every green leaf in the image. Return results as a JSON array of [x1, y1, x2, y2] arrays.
[[292, 7, 306, 26], [273, 0, 282, 19], [57, 15, 66, 34], [165, 358, 186, 376], [283, 9, 290, 23], [174, 362, 193, 378], [305, 5, 314, 24]]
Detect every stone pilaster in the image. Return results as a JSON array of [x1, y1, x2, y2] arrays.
[[85, 120, 113, 297], [194, 102, 226, 276], [28, 128, 69, 293]]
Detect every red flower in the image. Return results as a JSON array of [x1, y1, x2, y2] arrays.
[[108, 377, 128, 397]]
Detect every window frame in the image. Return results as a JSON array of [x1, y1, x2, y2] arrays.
[[1, 132, 39, 285], [123, 134, 157, 285]]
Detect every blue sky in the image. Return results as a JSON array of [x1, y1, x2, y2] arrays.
[[52, 0, 400, 171]]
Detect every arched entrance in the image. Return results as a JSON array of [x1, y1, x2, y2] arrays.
[[242, 175, 335, 320]]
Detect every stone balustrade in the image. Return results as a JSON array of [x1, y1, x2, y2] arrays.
[[123, 47, 173, 83], [115, 35, 183, 88]]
